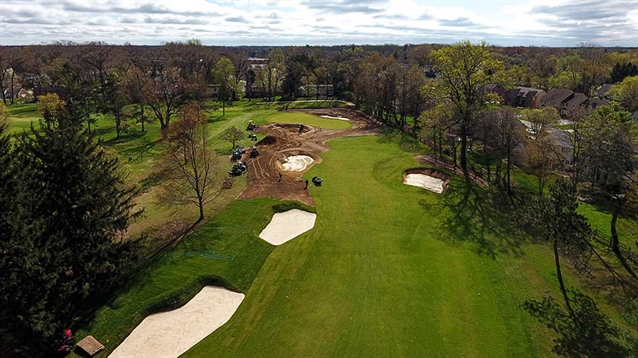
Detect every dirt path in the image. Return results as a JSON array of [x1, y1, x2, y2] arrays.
[[238, 108, 379, 206]]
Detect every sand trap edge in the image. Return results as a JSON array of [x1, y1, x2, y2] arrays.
[[108, 286, 244, 358], [259, 209, 317, 245], [402, 168, 450, 194]]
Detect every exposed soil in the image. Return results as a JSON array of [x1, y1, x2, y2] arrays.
[[237, 108, 380, 206]]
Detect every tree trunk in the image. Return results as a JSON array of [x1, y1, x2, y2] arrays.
[[506, 149, 512, 195], [460, 128, 471, 186], [198, 196, 205, 222], [222, 100, 225, 116], [610, 202, 638, 280], [140, 104, 145, 133], [554, 237, 575, 318], [160, 123, 169, 140], [9, 71, 15, 105]]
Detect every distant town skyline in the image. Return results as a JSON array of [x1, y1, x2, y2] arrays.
[[1, 0, 637, 47]]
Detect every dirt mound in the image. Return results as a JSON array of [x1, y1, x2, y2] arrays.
[[257, 136, 277, 146], [238, 109, 378, 206]]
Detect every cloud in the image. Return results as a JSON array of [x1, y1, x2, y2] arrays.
[[438, 17, 477, 27], [0, 0, 635, 46], [144, 16, 209, 25], [225, 16, 249, 23], [300, 0, 387, 14]]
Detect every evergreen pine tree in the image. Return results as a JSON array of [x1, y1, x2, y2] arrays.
[[0, 95, 141, 356]]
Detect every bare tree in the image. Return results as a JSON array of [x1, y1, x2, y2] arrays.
[[155, 103, 224, 222]]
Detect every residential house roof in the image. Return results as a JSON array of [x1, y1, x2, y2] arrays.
[[633, 111, 638, 120], [595, 84, 614, 98], [542, 89, 574, 106], [587, 98, 609, 109], [565, 93, 588, 108], [547, 129, 572, 148]]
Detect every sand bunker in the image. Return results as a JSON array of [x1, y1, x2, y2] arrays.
[[404, 174, 445, 193], [259, 209, 317, 245], [320, 115, 350, 121], [109, 287, 244, 358], [282, 155, 314, 171]]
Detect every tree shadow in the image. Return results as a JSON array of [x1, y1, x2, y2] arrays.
[[102, 129, 148, 146], [422, 179, 526, 259], [523, 290, 636, 357]]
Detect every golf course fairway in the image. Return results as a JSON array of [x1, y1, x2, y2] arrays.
[[184, 135, 561, 357]]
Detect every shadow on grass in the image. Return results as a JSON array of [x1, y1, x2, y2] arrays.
[[422, 180, 526, 259], [102, 130, 148, 146], [523, 289, 636, 357]]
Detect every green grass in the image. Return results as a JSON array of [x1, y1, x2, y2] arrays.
[[185, 135, 570, 357], [72, 198, 304, 356], [265, 112, 352, 130]]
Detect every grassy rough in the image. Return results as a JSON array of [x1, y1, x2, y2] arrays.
[[185, 135, 566, 357], [72, 198, 295, 356]]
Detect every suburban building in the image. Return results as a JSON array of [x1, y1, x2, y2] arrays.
[[505, 87, 546, 108], [587, 98, 610, 111], [485, 84, 505, 101], [593, 84, 614, 99], [547, 130, 573, 167], [539, 89, 590, 116], [247, 57, 269, 69], [300, 84, 334, 98], [563, 92, 588, 116]]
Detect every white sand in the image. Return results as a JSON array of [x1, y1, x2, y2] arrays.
[[320, 115, 350, 121], [404, 174, 445, 194], [109, 287, 244, 358], [281, 155, 314, 171], [259, 209, 317, 245]]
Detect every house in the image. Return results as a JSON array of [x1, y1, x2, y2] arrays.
[[587, 98, 609, 111], [594, 84, 614, 99], [563, 92, 588, 116], [633, 111, 638, 121], [540, 89, 575, 116], [547, 130, 573, 167], [300, 84, 334, 98], [485, 84, 505, 101], [17, 88, 34, 102], [506, 87, 546, 108], [247, 57, 269, 69]]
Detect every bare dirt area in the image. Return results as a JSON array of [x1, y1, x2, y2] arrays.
[[238, 108, 379, 206]]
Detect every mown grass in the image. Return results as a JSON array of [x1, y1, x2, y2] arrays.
[[265, 112, 352, 130], [185, 135, 574, 357], [72, 198, 308, 356]]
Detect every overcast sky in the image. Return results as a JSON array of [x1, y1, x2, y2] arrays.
[[0, 0, 637, 47]]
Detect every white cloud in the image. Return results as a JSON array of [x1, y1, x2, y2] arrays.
[[0, 0, 635, 46]]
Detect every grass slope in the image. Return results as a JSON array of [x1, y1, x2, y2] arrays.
[[266, 112, 352, 130], [72, 198, 299, 356], [186, 135, 563, 357]]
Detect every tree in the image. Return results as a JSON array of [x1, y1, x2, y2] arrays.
[[155, 103, 223, 222], [430, 41, 504, 185], [477, 106, 525, 193], [612, 75, 638, 112], [523, 132, 564, 196], [581, 106, 637, 279], [0, 96, 141, 356], [211, 57, 236, 116], [523, 179, 592, 318], [523, 107, 560, 136], [219, 126, 244, 149]]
